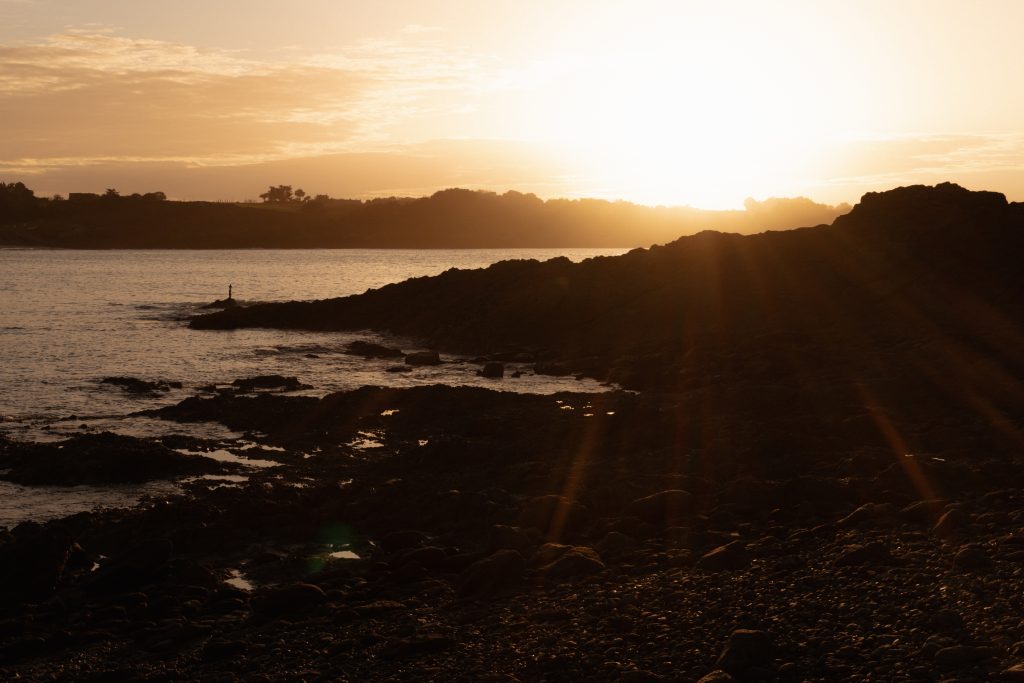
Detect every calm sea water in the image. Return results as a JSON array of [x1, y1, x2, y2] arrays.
[[0, 248, 625, 525]]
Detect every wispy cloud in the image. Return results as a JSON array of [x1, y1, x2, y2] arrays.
[[0, 27, 491, 174], [810, 134, 1024, 199]]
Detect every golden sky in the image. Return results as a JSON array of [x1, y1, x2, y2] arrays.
[[1, 0, 1022, 208]]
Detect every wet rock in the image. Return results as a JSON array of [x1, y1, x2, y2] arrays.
[[533, 361, 571, 376], [405, 350, 442, 366], [625, 490, 694, 526], [231, 375, 309, 392], [346, 340, 404, 358], [200, 297, 238, 309], [386, 365, 414, 373], [0, 432, 234, 485], [101, 376, 182, 395], [697, 541, 751, 571], [479, 362, 505, 378], [456, 549, 525, 598], [715, 629, 773, 677]]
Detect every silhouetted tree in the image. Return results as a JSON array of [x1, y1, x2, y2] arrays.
[[143, 191, 167, 201], [294, 188, 307, 202], [259, 185, 294, 203], [103, 188, 120, 199]]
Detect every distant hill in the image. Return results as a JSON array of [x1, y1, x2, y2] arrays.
[[0, 183, 848, 248], [192, 183, 1024, 433]]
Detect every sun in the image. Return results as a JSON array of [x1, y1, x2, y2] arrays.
[[503, 7, 849, 208]]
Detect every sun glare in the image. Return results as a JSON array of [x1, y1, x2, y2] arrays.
[[504, 7, 849, 207]]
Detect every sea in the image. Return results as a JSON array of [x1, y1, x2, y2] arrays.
[[0, 247, 626, 526]]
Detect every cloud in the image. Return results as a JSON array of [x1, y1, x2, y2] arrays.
[[0, 28, 491, 173], [0, 138, 577, 201], [809, 134, 1024, 202]]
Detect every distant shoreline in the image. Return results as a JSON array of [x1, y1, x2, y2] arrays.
[[0, 184, 849, 250]]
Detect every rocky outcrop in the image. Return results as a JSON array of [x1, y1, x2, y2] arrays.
[[0, 432, 235, 485]]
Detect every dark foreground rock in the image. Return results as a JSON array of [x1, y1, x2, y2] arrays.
[[8, 184, 1024, 681], [346, 340, 404, 358], [3, 381, 1024, 681], [190, 184, 1024, 398], [230, 375, 309, 392], [100, 376, 182, 395], [0, 431, 237, 485]]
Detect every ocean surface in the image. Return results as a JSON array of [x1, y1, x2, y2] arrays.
[[0, 247, 626, 525]]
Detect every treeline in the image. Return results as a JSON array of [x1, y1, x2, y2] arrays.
[[0, 182, 851, 249]]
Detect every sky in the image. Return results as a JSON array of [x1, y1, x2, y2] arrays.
[[1, 0, 1023, 208]]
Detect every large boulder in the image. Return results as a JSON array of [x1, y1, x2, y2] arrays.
[[478, 362, 505, 378]]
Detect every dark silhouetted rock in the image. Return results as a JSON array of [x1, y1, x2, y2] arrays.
[[200, 297, 238, 310], [533, 362, 571, 376], [231, 375, 308, 392], [405, 351, 441, 366], [479, 361, 504, 378], [346, 340, 404, 358], [101, 376, 182, 395], [0, 432, 233, 485]]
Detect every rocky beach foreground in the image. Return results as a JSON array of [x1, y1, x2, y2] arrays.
[[3, 183, 1024, 681], [2, 369, 1024, 682]]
